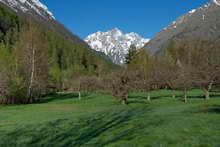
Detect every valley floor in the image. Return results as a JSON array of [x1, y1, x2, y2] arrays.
[[0, 89, 220, 146]]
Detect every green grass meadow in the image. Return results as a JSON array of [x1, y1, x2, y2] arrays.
[[0, 89, 220, 146]]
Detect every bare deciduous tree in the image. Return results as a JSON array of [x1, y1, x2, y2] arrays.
[[14, 23, 51, 103], [103, 70, 132, 105]]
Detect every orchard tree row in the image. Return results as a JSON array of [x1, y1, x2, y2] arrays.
[[69, 39, 220, 104]]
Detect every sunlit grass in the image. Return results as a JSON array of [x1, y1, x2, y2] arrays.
[[0, 89, 220, 146]]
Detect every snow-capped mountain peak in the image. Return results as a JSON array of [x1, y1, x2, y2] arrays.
[[85, 28, 150, 64], [0, 0, 55, 20]]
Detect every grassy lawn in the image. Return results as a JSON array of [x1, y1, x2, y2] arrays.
[[0, 89, 220, 146]]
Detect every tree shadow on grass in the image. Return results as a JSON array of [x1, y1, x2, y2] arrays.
[[128, 94, 173, 104], [201, 105, 220, 114], [186, 94, 220, 99], [151, 95, 172, 100], [210, 89, 220, 93], [93, 127, 139, 147], [37, 93, 79, 104], [208, 106, 220, 113], [128, 93, 220, 105], [193, 105, 220, 114], [187, 95, 204, 99], [128, 95, 147, 104], [0, 107, 151, 147], [128, 100, 146, 104], [70, 114, 133, 146], [210, 94, 220, 98]]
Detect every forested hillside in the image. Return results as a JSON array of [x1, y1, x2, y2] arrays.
[[0, 5, 116, 104]]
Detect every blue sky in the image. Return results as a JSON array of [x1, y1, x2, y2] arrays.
[[41, 0, 210, 39]]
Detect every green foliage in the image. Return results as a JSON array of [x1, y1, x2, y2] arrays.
[[0, 6, 117, 104], [129, 49, 152, 69], [0, 43, 13, 68], [0, 43, 28, 104], [125, 45, 138, 65], [0, 6, 21, 45], [42, 22, 117, 89], [7, 76, 27, 103]]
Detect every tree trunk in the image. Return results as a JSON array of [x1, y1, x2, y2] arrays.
[[78, 91, 81, 100], [147, 92, 151, 101], [62, 82, 65, 91], [203, 88, 210, 100], [121, 95, 128, 105], [121, 99, 126, 105], [208, 81, 213, 91], [172, 90, 176, 99], [184, 89, 187, 103], [27, 47, 36, 103]]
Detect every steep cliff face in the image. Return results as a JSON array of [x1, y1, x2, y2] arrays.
[[144, 1, 220, 55]]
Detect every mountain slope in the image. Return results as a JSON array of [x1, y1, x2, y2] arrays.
[[144, 1, 220, 55], [0, 0, 55, 20], [0, 0, 117, 82], [85, 28, 149, 64], [0, 0, 92, 48]]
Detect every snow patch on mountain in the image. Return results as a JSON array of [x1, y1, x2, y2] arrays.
[[0, 0, 55, 19], [160, 2, 212, 32], [144, 0, 220, 55], [85, 28, 149, 64], [213, 0, 220, 6]]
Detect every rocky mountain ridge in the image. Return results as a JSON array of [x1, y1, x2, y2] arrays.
[[0, 0, 55, 20], [144, 0, 220, 55]]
